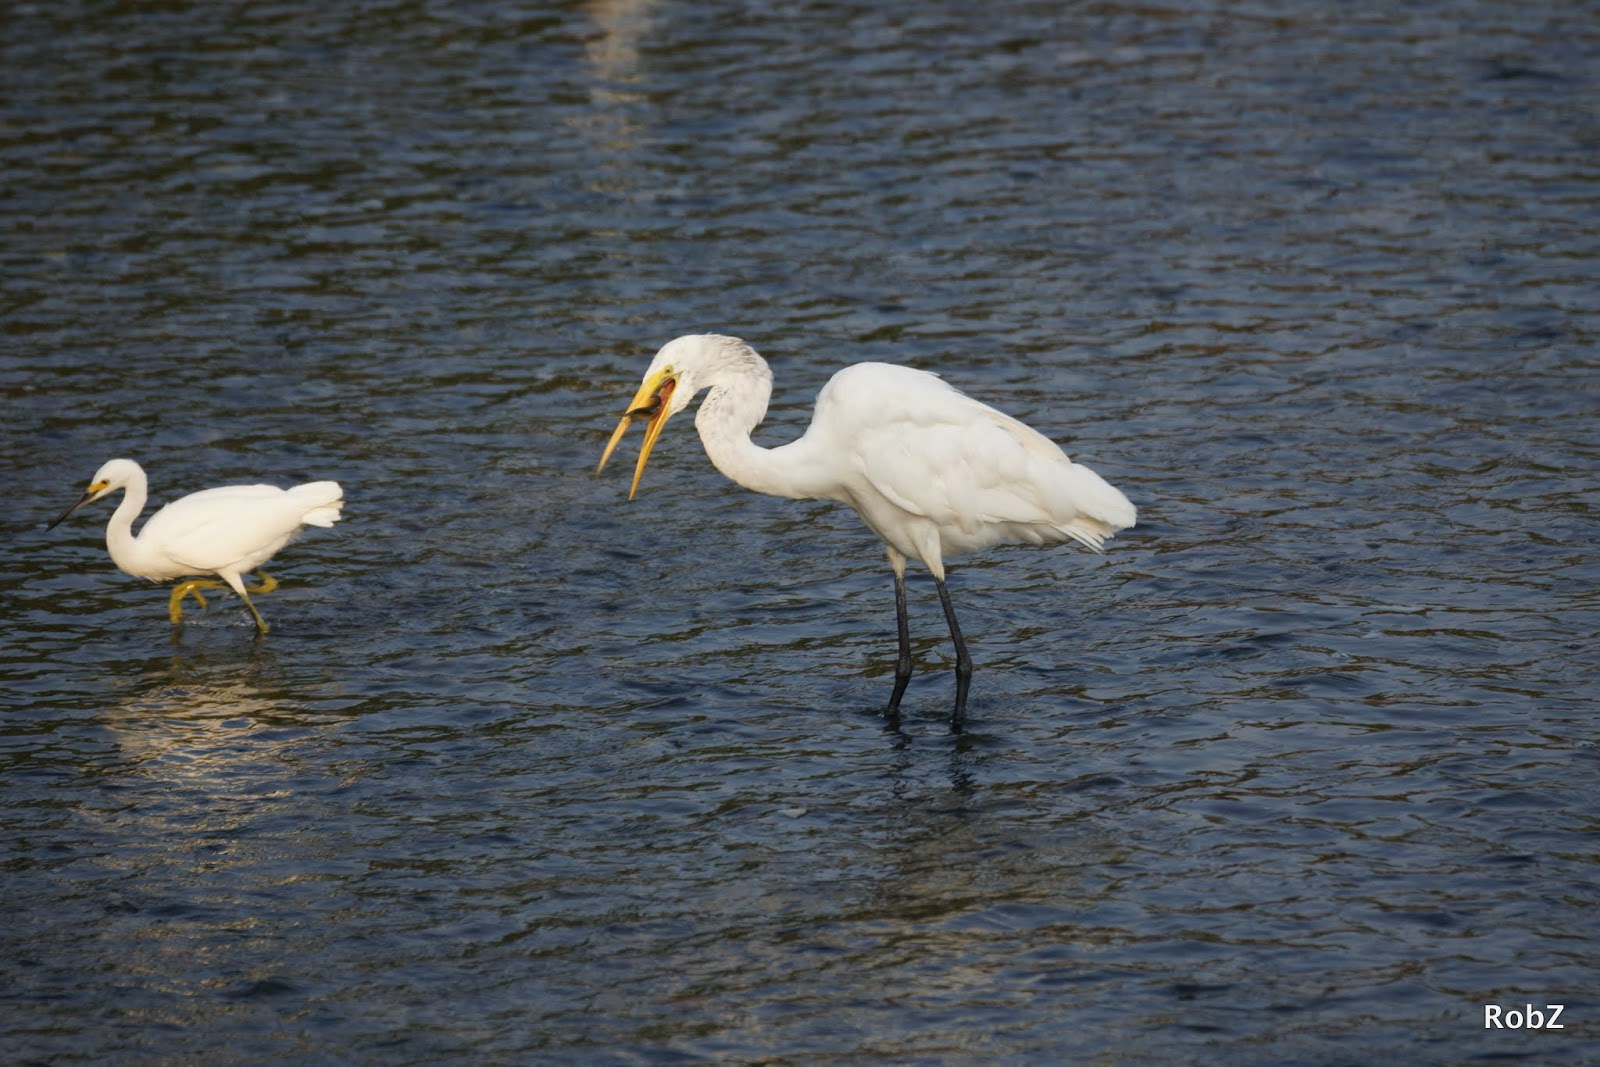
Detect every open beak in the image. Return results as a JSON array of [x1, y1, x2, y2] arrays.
[[46, 485, 102, 531], [597, 371, 678, 499]]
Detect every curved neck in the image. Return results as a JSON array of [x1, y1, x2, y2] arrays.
[[104, 472, 150, 574], [693, 360, 834, 502]]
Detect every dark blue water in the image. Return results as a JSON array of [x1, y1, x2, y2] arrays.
[[4, 1, 1598, 1063]]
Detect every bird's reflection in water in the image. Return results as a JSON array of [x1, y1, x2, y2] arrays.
[[583, 0, 656, 95], [100, 651, 324, 791]]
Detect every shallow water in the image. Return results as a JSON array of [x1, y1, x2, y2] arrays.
[[3, 1, 1598, 1063]]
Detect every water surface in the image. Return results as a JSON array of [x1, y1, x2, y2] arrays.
[[3, 1, 1598, 1063]]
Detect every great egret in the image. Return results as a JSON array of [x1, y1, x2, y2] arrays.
[[598, 334, 1136, 719], [48, 458, 344, 633]]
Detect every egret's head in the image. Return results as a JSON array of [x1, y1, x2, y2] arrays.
[[596, 337, 706, 498], [48, 457, 139, 529]]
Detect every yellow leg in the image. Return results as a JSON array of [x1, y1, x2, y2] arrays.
[[246, 571, 278, 596], [168, 580, 229, 624], [239, 588, 271, 635], [241, 572, 275, 633]]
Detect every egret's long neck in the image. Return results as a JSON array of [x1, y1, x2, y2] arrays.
[[694, 361, 833, 502], [104, 473, 151, 576]]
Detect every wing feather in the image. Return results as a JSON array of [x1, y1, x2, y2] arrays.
[[139, 482, 343, 573], [817, 363, 1135, 557]]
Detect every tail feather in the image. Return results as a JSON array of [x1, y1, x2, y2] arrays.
[[291, 481, 345, 528], [1051, 462, 1136, 552], [1053, 516, 1116, 553]]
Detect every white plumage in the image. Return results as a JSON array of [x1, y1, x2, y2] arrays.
[[48, 457, 344, 633], [806, 361, 1135, 564], [599, 334, 1136, 720]]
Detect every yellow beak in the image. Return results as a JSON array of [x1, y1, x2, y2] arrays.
[[597, 370, 678, 500]]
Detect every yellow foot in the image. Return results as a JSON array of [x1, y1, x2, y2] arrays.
[[169, 580, 229, 624], [245, 571, 279, 596]]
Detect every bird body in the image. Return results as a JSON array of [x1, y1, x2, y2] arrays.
[[784, 361, 1134, 575], [49, 458, 343, 632], [106, 479, 343, 583], [599, 334, 1136, 720]]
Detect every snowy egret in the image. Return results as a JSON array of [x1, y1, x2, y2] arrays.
[[48, 458, 344, 633], [598, 334, 1137, 720]]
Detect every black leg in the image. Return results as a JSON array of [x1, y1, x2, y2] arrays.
[[935, 576, 971, 721], [886, 564, 913, 715]]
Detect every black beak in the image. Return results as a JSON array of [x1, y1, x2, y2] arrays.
[[46, 491, 96, 531]]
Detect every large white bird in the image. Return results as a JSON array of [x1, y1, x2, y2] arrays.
[[48, 458, 344, 633], [598, 334, 1136, 719]]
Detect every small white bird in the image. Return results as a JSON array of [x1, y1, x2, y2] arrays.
[[598, 334, 1137, 720], [48, 458, 344, 633]]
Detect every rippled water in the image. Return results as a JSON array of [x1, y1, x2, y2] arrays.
[[4, 1, 1598, 1063]]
